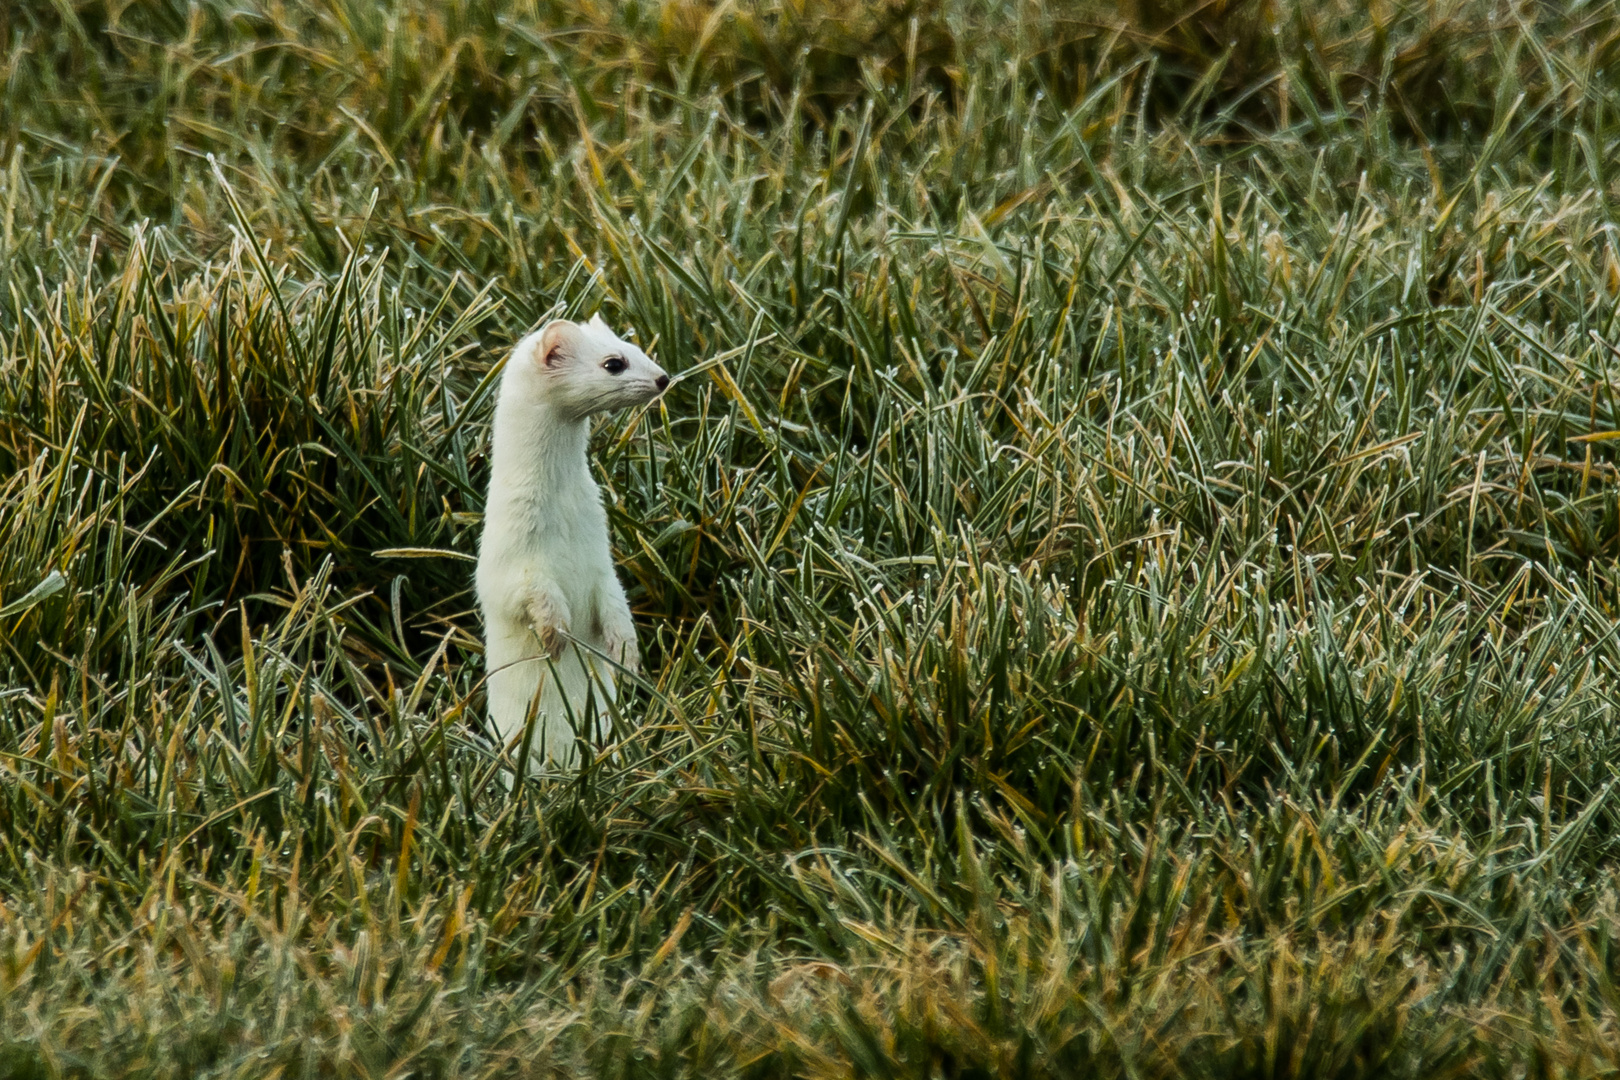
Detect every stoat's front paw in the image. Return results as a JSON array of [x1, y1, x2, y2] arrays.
[[605, 630, 640, 675], [525, 591, 572, 659], [538, 619, 569, 659]]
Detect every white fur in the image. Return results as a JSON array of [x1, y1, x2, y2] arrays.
[[477, 313, 667, 769]]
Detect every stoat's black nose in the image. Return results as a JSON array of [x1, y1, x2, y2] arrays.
[[655, 374, 669, 391]]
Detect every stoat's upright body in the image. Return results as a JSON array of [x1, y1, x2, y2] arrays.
[[477, 314, 668, 768]]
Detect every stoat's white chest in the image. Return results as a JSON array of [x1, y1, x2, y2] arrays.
[[475, 389, 615, 643]]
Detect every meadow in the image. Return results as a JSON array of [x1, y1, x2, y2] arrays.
[[4, 0, 1620, 1075]]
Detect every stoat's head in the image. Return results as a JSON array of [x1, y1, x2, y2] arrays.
[[518, 313, 668, 419]]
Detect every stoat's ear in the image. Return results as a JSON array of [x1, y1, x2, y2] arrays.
[[536, 319, 581, 368]]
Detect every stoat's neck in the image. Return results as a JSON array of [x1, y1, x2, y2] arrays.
[[488, 395, 592, 504]]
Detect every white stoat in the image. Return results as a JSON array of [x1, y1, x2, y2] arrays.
[[477, 313, 668, 769]]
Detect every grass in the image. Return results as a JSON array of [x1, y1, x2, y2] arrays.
[[5, 0, 1620, 1075]]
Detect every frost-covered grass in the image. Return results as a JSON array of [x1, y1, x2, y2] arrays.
[[6, 1, 1620, 1075]]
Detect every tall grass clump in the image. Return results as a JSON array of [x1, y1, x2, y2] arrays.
[[6, 0, 1620, 1075]]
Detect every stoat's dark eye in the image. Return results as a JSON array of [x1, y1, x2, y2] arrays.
[[603, 356, 627, 375]]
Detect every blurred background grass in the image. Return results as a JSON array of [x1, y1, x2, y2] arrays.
[[6, 0, 1620, 1076]]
